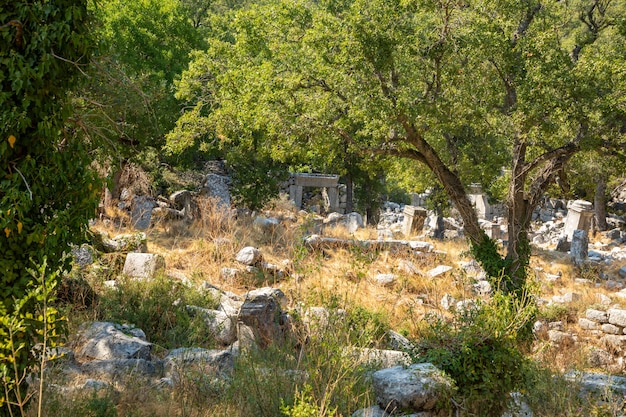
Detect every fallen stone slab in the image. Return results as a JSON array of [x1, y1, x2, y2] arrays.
[[427, 265, 453, 278], [304, 235, 433, 253], [186, 305, 237, 345]]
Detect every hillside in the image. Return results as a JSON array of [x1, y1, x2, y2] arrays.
[[21, 189, 626, 417]]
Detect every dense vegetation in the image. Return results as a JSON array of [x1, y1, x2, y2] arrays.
[[1, 0, 626, 415]]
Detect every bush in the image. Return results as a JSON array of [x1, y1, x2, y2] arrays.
[[414, 289, 537, 415], [95, 274, 219, 350]]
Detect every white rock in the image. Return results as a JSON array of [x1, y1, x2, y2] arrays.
[[427, 265, 453, 278], [235, 247, 262, 266], [608, 308, 626, 327], [586, 309, 609, 323], [123, 253, 165, 279], [372, 363, 454, 413], [375, 274, 396, 286]]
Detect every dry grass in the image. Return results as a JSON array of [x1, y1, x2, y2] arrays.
[[79, 199, 626, 416]]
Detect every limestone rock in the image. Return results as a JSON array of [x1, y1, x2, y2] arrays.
[[81, 359, 156, 379], [235, 247, 262, 266], [608, 308, 626, 327], [427, 265, 453, 278], [373, 363, 454, 413], [238, 287, 289, 348], [186, 306, 237, 345], [163, 347, 237, 379], [74, 322, 152, 362], [347, 348, 412, 369], [586, 309, 609, 323], [123, 253, 165, 279], [578, 318, 600, 330], [375, 274, 396, 286]]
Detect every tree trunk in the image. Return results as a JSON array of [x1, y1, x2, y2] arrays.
[[595, 176, 608, 231]]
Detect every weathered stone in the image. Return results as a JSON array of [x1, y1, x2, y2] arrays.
[[346, 212, 365, 234], [186, 306, 237, 345], [235, 247, 262, 266], [351, 407, 432, 417], [578, 318, 600, 330], [102, 232, 147, 253], [75, 322, 152, 362], [620, 266, 626, 279], [71, 244, 96, 268], [587, 348, 614, 368], [600, 334, 626, 351], [238, 287, 289, 348], [131, 196, 156, 230], [602, 323, 623, 335], [427, 265, 453, 278], [373, 363, 453, 413], [253, 216, 280, 232], [398, 259, 421, 275], [402, 206, 428, 237], [563, 200, 594, 241], [549, 321, 564, 331], [473, 280, 492, 296], [169, 190, 192, 218], [220, 267, 241, 281], [163, 347, 237, 379], [303, 307, 346, 334], [551, 292, 581, 304], [203, 174, 231, 210], [81, 359, 156, 379], [375, 274, 396, 286], [440, 294, 456, 311], [566, 371, 626, 398], [570, 229, 588, 263], [123, 253, 165, 279], [548, 330, 574, 344], [387, 330, 415, 352], [608, 309, 626, 327], [502, 392, 534, 417], [586, 309, 609, 323], [346, 348, 412, 369]]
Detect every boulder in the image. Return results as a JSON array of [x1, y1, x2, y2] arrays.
[[608, 308, 626, 327], [123, 253, 165, 279], [74, 322, 152, 362], [238, 287, 289, 348], [163, 347, 237, 380], [372, 363, 454, 413], [235, 247, 263, 266], [81, 358, 156, 379], [102, 232, 147, 253], [186, 306, 237, 345]]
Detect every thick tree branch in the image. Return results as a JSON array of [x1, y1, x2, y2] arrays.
[[511, 3, 543, 47]]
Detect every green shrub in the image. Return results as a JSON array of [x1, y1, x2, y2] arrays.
[[95, 274, 219, 350], [414, 289, 537, 415]]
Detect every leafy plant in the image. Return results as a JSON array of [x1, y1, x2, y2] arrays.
[[415, 289, 537, 415], [1, 259, 64, 416], [95, 274, 219, 350]]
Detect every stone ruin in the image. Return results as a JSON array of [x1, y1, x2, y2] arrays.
[[285, 173, 349, 214]]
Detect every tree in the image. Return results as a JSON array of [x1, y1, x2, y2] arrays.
[[1, 0, 97, 413], [72, 0, 206, 167], [168, 0, 626, 292]]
